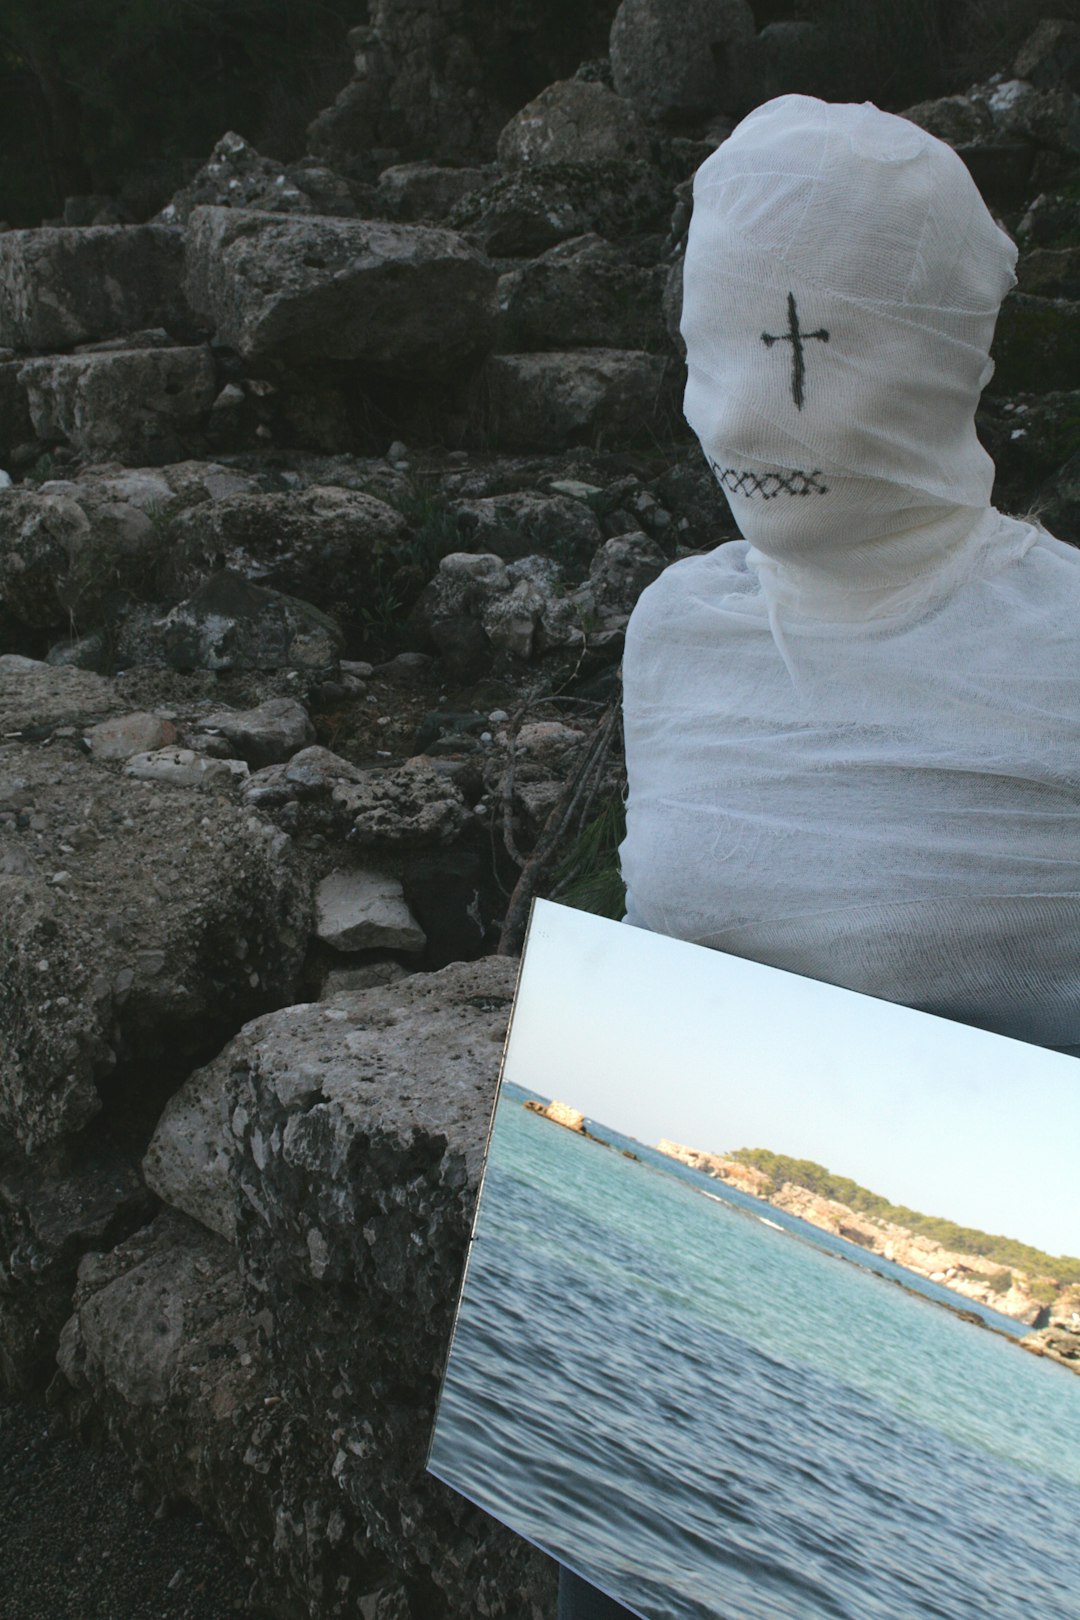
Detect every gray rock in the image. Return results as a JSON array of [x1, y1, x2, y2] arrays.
[[496, 235, 668, 353], [449, 160, 672, 257], [449, 490, 603, 563], [0, 360, 32, 460], [334, 757, 469, 847], [19, 346, 216, 466], [1, 1136, 151, 1389], [588, 530, 668, 615], [497, 79, 650, 168], [166, 485, 406, 625], [142, 1068, 239, 1242], [1015, 18, 1080, 91], [479, 349, 673, 451], [195, 696, 315, 766], [123, 747, 249, 790], [155, 130, 360, 227], [86, 711, 175, 761], [153, 571, 345, 673], [609, 0, 755, 122], [184, 207, 497, 372], [0, 224, 194, 352], [146, 959, 549, 1614], [375, 161, 488, 221], [315, 867, 426, 953], [320, 959, 409, 997], [0, 659, 115, 736], [0, 724, 310, 1155], [56, 1211, 274, 1529], [901, 94, 993, 147]]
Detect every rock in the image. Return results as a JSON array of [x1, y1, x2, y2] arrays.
[[496, 235, 668, 353], [902, 94, 993, 147], [165, 485, 407, 632], [242, 744, 365, 812], [195, 697, 315, 767], [375, 161, 488, 221], [0, 360, 32, 460], [155, 130, 360, 227], [18, 346, 216, 465], [320, 959, 409, 997], [609, 0, 755, 123], [0, 717, 310, 1156], [1021, 1322, 1080, 1372], [123, 747, 249, 790], [728, 21, 826, 111], [1035, 448, 1080, 543], [56, 1211, 274, 1520], [1017, 190, 1080, 249], [0, 225, 193, 352], [45, 630, 112, 673], [184, 207, 497, 372], [0, 659, 116, 736], [142, 1072, 240, 1244], [523, 1098, 585, 1131], [497, 80, 650, 168], [1017, 245, 1080, 299], [86, 712, 175, 761], [479, 350, 672, 451], [449, 490, 603, 564], [992, 291, 1080, 392], [0, 1135, 153, 1389], [588, 530, 667, 615], [449, 160, 672, 257], [1015, 18, 1080, 92], [0, 461, 266, 634], [132, 957, 552, 1616], [335, 757, 469, 847], [981, 78, 1080, 155], [315, 867, 426, 954], [152, 572, 345, 673]]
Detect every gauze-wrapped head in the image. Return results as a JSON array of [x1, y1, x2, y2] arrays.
[[681, 96, 1017, 512]]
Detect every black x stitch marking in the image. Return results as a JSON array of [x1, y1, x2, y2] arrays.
[[708, 460, 829, 499], [761, 292, 829, 410]]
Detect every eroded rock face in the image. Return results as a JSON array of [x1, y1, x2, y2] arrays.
[[449, 160, 672, 257], [497, 235, 668, 354], [165, 485, 407, 628], [0, 226, 194, 353], [109, 960, 557, 1617], [156, 130, 363, 227], [19, 346, 216, 465], [0, 663, 311, 1155], [609, 0, 755, 122], [184, 207, 498, 372], [480, 349, 672, 450], [148, 571, 345, 673], [497, 79, 650, 168]]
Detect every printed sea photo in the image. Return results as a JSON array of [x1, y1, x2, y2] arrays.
[[428, 900, 1080, 1620]]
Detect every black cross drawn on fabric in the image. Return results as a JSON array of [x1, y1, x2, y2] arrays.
[[761, 293, 829, 410]]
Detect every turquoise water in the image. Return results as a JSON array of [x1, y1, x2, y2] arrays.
[[429, 1085, 1080, 1620]]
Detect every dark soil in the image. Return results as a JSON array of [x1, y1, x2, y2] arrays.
[[0, 1398, 273, 1620]]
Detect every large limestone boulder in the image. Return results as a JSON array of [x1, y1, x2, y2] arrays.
[[449, 160, 672, 257], [19, 346, 216, 465], [609, 0, 755, 123], [125, 958, 556, 1617], [0, 226, 194, 352], [142, 571, 345, 673], [496, 234, 668, 353], [0, 461, 264, 634], [184, 207, 498, 371], [497, 79, 651, 167], [480, 349, 673, 450], [0, 661, 311, 1155], [165, 485, 407, 632]]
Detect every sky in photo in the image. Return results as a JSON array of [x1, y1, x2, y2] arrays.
[[502, 901, 1080, 1258]]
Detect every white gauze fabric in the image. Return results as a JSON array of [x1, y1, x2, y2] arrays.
[[619, 96, 1080, 1050]]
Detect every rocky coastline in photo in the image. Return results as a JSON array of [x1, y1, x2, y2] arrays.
[[3, 3, 1080, 1615], [656, 1138, 1080, 1371]]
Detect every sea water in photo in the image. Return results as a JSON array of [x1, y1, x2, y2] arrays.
[[429, 1083, 1080, 1620]]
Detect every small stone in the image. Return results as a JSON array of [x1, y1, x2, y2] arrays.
[[86, 712, 172, 762], [124, 748, 249, 790], [315, 868, 426, 954]]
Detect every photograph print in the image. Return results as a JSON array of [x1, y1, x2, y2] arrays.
[[428, 900, 1080, 1620]]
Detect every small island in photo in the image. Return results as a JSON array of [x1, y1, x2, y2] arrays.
[[429, 902, 1080, 1620]]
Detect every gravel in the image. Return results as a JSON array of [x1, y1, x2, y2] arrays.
[[0, 1398, 273, 1620]]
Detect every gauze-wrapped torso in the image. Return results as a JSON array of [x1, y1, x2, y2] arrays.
[[619, 518, 1080, 1049]]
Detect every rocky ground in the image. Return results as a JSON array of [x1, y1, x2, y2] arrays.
[[3, 6, 1080, 1618]]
